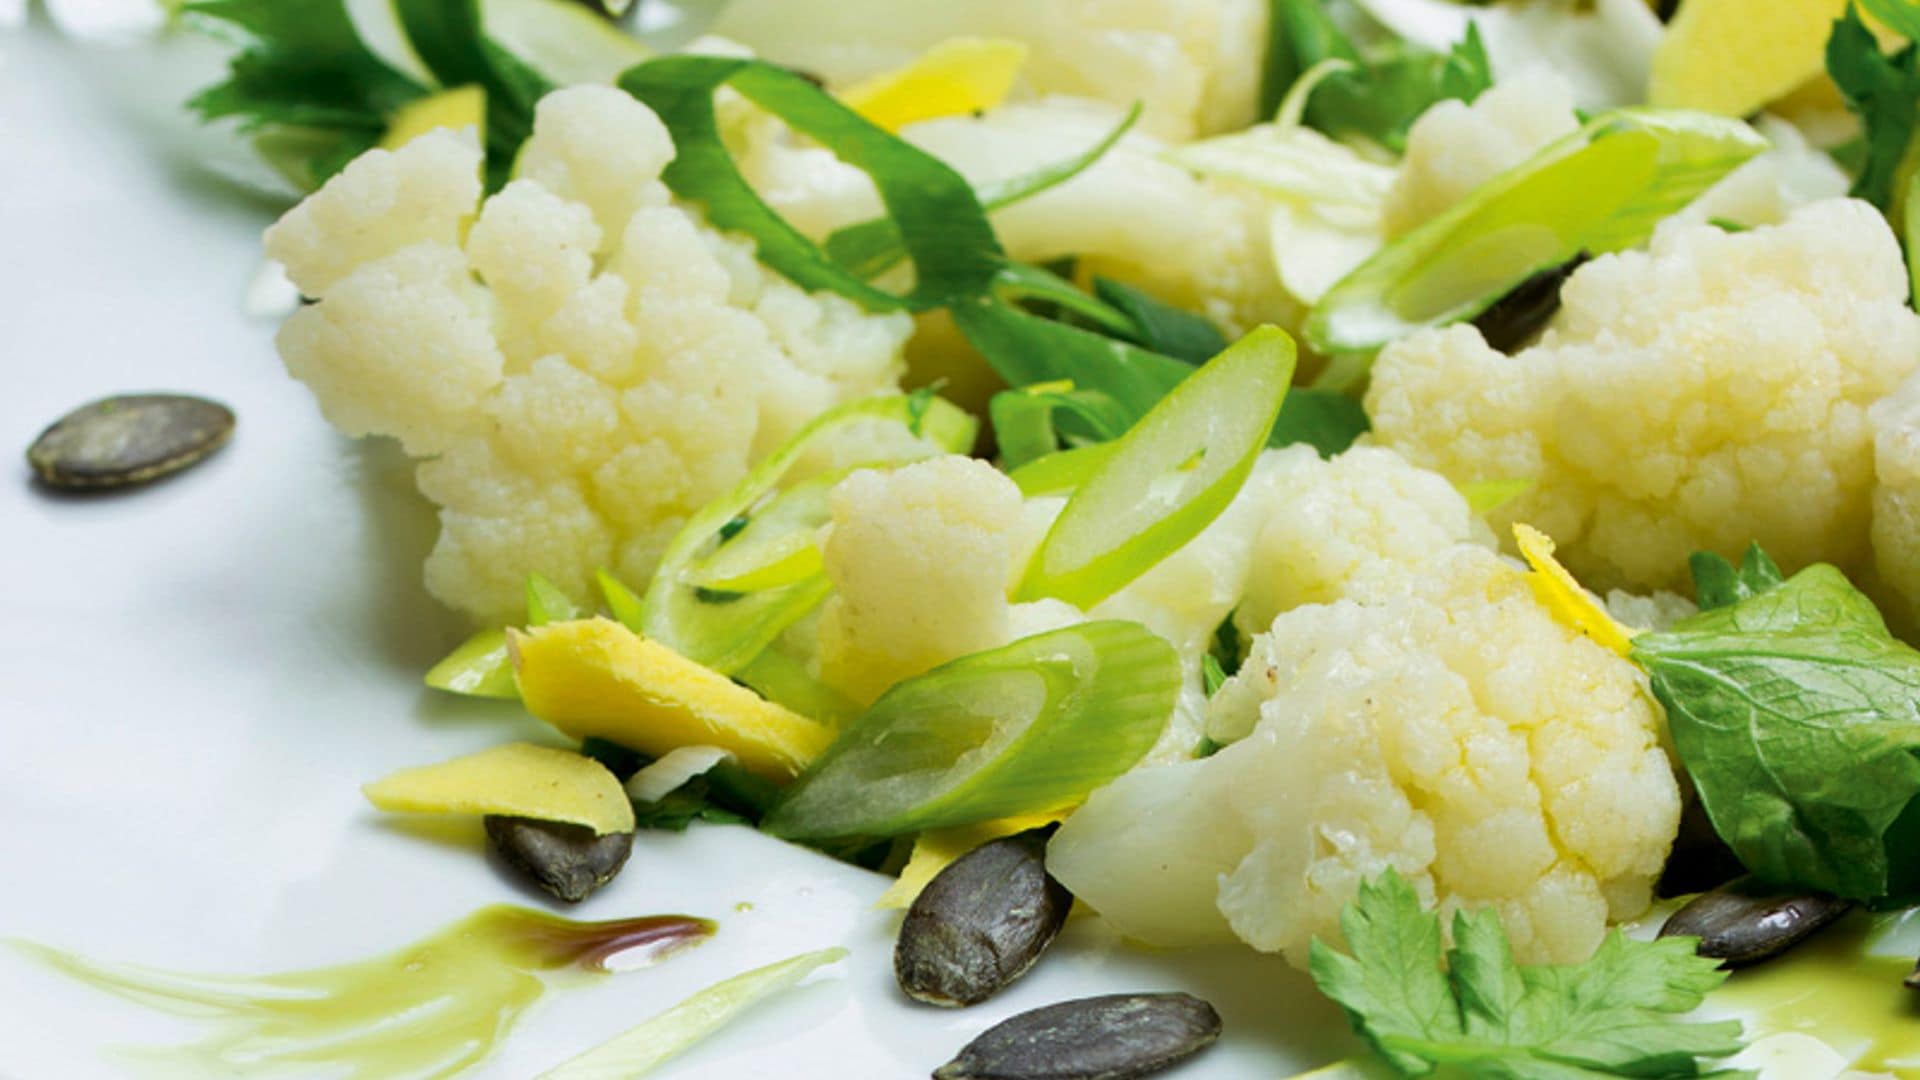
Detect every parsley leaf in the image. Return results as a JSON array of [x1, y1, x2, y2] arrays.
[[1826, 2, 1920, 213], [1263, 0, 1492, 152], [1686, 544, 1785, 612], [1310, 870, 1747, 1079], [1632, 562, 1920, 900]]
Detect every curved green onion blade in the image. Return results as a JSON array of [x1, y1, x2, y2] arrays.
[[950, 293, 1192, 421], [620, 56, 1002, 312], [736, 650, 860, 728], [477, 0, 648, 87], [990, 382, 1133, 471], [1306, 108, 1767, 354], [1016, 327, 1296, 609], [824, 104, 1141, 281], [525, 573, 584, 626], [538, 948, 848, 1080], [596, 568, 645, 630], [1008, 443, 1119, 498], [762, 621, 1181, 840], [1091, 276, 1228, 364], [424, 628, 518, 698], [642, 394, 978, 674]]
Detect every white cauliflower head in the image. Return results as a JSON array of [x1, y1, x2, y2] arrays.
[[1383, 70, 1580, 239], [816, 455, 1026, 703], [1368, 198, 1920, 595], [266, 87, 913, 623], [1049, 543, 1680, 967]]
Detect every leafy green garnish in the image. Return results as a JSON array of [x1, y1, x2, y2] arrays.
[[1633, 560, 1920, 900], [1310, 870, 1746, 1079], [1687, 544, 1784, 611], [1826, 2, 1920, 214], [620, 55, 1002, 312], [989, 382, 1134, 470], [1262, 0, 1491, 152], [183, 0, 427, 191], [1091, 277, 1229, 364], [823, 105, 1142, 281]]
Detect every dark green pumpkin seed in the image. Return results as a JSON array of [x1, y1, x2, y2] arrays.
[[484, 815, 633, 903], [1658, 875, 1852, 967], [933, 992, 1221, 1080], [896, 826, 1072, 1007], [27, 394, 234, 490], [1470, 253, 1589, 354]]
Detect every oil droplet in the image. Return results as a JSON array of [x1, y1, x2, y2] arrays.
[[15, 905, 714, 1079], [1707, 912, 1919, 1073]]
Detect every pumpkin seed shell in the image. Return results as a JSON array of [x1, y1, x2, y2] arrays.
[[485, 814, 634, 903], [1658, 875, 1851, 967], [933, 992, 1222, 1080], [27, 393, 234, 490], [896, 826, 1072, 1007]]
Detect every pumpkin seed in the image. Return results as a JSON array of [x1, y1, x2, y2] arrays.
[[27, 393, 234, 490], [896, 826, 1072, 1007], [1657, 875, 1852, 967], [1470, 253, 1589, 354], [484, 815, 634, 903], [933, 992, 1222, 1080]]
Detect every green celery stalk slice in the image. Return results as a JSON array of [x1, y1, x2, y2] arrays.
[[423, 627, 518, 698], [1306, 108, 1767, 354], [642, 394, 978, 675], [538, 948, 848, 1079], [1015, 326, 1296, 609], [762, 621, 1181, 840]]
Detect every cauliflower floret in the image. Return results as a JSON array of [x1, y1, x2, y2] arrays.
[[712, 0, 1266, 142], [817, 457, 1026, 703], [269, 89, 911, 623], [1233, 444, 1486, 637], [1872, 373, 1920, 631], [1678, 115, 1850, 230], [1368, 199, 1920, 595], [1383, 70, 1580, 238], [1049, 543, 1680, 967]]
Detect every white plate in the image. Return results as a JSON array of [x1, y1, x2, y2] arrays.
[[0, 21, 1351, 1079]]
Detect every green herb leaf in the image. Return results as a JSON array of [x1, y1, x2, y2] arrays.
[[763, 621, 1181, 840], [1633, 563, 1920, 900], [1827, 3, 1920, 214], [1272, 387, 1370, 459], [1310, 869, 1747, 1079], [1687, 544, 1785, 611], [1262, 0, 1491, 152], [621, 55, 1002, 312], [823, 104, 1141, 281]]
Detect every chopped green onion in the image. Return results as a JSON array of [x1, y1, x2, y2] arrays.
[[1906, 168, 1920, 305], [538, 948, 848, 1079], [642, 394, 977, 674], [621, 56, 1001, 312], [950, 294, 1191, 422], [1460, 478, 1535, 515], [762, 621, 1181, 840], [1091, 276, 1228, 364], [1016, 327, 1296, 609], [596, 568, 646, 630], [824, 104, 1141, 281], [1271, 387, 1369, 459], [989, 382, 1133, 471], [524, 573, 584, 626], [423, 628, 518, 698], [1007, 443, 1119, 498], [1307, 108, 1767, 354], [736, 650, 860, 728], [991, 263, 1141, 339]]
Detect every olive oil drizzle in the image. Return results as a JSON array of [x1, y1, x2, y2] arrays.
[[16, 905, 714, 1079], [1709, 911, 1920, 1072]]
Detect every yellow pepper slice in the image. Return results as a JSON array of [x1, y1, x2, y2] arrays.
[[512, 618, 834, 782], [841, 37, 1029, 133], [363, 741, 634, 835], [1514, 523, 1637, 657]]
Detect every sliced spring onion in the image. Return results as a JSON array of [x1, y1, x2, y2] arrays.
[[1007, 443, 1119, 498], [525, 573, 584, 626], [1271, 387, 1370, 459], [823, 105, 1140, 281], [538, 948, 849, 1079], [1307, 108, 1766, 354], [476, 0, 648, 87], [1090, 276, 1228, 365], [1460, 477, 1533, 515], [621, 56, 1002, 311], [950, 294, 1191, 421], [761, 621, 1181, 840], [1015, 327, 1296, 609], [735, 649, 860, 728], [596, 567, 646, 630], [642, 394, 976, 675], [424, 628, 518, 698], [989, 382, 1133, 471], [1907, 169, 1920, 305], [625, 745, 732, 804]]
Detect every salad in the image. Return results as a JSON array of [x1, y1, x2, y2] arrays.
[[14, 0, 1920, 1076]]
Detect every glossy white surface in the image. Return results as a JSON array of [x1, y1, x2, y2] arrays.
[[0, 20, 1351, 1079]]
